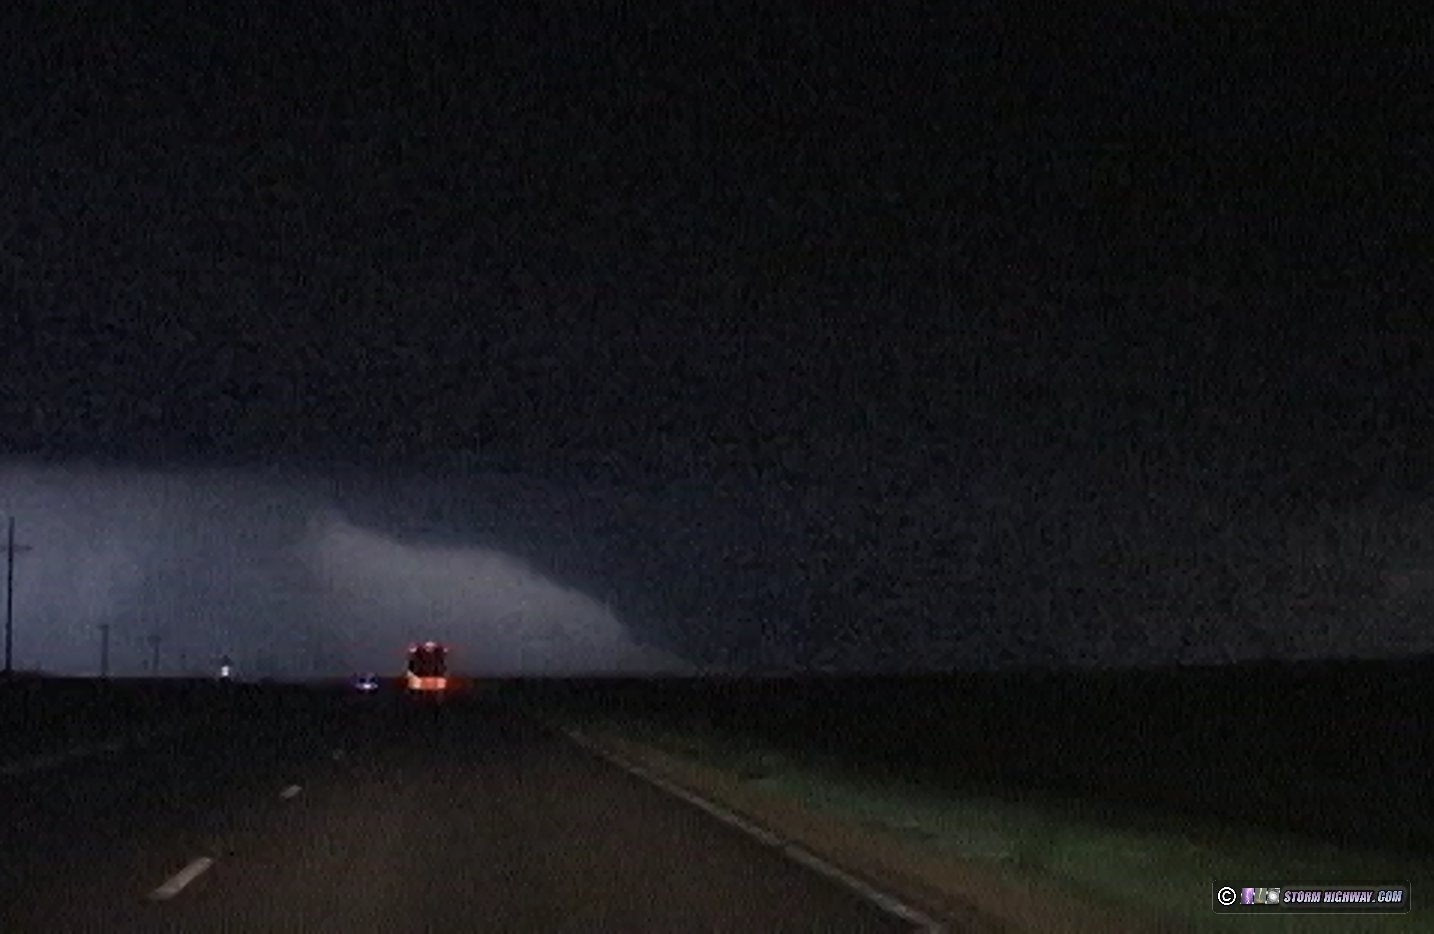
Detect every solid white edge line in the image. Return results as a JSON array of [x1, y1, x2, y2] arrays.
[[564, 729, 946, 932], [148, 856, 215, 901], [280, 784, 302, 799]]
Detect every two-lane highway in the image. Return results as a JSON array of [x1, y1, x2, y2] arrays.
[[0, 687, 923, 931]]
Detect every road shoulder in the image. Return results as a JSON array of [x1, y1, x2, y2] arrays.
[[564, 724, 1180, 933]]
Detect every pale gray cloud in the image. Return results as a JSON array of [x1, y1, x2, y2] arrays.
[[0, 462, 691, 677]]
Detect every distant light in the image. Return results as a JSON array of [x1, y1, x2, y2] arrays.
[[219, 664, 232, 679]]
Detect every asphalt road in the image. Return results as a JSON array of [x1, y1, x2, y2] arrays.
[[0, 687, 919, 932]]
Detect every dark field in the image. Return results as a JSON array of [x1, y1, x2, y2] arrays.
[[510, 657, 1431, 858]]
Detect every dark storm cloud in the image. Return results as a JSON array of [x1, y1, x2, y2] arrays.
[[3, 7, 1430, 672], [5, 5, 1425, 485]]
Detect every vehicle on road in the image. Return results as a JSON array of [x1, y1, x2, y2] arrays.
[[353, 672, 381, 693], [406, 642, 448, 694]]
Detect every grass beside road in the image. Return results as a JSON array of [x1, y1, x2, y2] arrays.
[[562, 711, 1429, 932]]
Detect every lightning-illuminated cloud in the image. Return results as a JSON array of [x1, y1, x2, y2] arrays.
[[298, 510, 692, 674], [0, 462, 692, 676]]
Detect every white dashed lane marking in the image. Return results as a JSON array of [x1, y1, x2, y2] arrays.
[[279, 784, 302, 799], [148, 857, 215, 901]]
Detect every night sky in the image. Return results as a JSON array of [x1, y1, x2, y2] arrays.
[[2, 5, 1430, 674]]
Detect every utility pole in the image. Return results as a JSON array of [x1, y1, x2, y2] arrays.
[[99, 623, 111, 679], [147, 632, 163, 675], [4, 516, 35, 678]]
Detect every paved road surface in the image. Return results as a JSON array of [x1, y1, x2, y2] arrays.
[[0, 687, 920, 931]]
